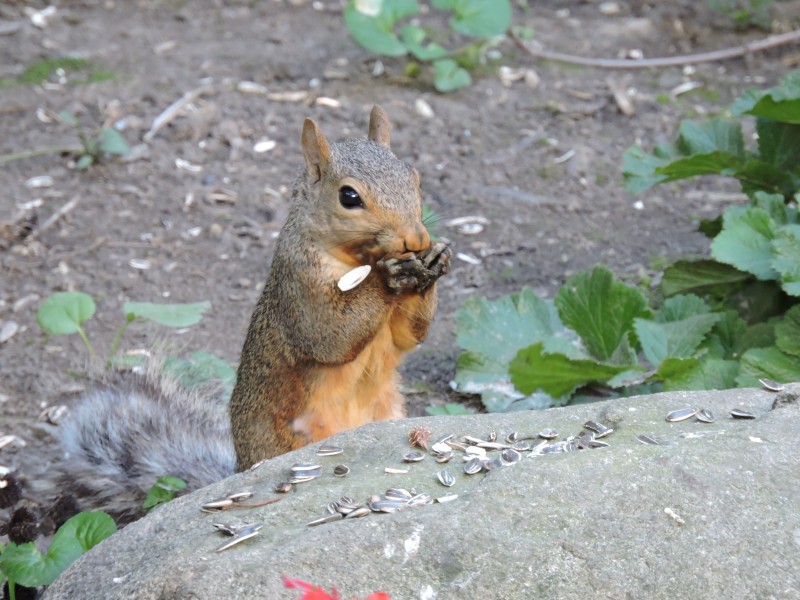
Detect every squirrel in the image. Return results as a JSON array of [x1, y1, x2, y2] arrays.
[[35, 106, 451, 523]]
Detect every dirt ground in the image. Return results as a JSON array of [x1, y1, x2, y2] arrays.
[[1, 0, 799, 477]]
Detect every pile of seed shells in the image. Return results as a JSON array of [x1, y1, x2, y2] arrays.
[[302, 422, 617, 527], [635, 405, 759, 446]]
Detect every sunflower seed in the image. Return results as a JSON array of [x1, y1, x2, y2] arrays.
[[538, 428, 558, 440], [433, 433, 455, 446], [529, 440, 549, 454], [584, 420, 613, 438], [290, 462, 322, 473], [275, 482, 292, 493], [730, 409, 756, 419], [484, 458, 504, 471], [437, 470, 456, 487], [431, 441, 452, 454], [586, 439, 610, 449], [228, 492, 253, 502], [465, 446, 486, 458], [385, 488, 413, 501], [635, 434, 661, 445], [477, 441, 509, 450], [345, 506, 371, 519], [464, 457, 483, 475], [337, 265, 372, 292], [434, 449, 454, 463], [500, 448, 522, 464], [512, 441, 532, 452], [486, 431, 497, 442], [436, 494, 459, 503], [308, 513, 344, 527], [665, 407, 697, 422], [212, 522, 241, 535], [463, 436, 484, 445], [506, 431, 520, 443], [403, 451, 425, 462], [368, 500, 407, 513], [316, 445, 344, 457], [385, 467, 409, 474], [696, 408, 715, 423], [201, 498, 234, 512], [333, 464, 350, 477], [289, 474, 319, 484], [408, 493, 433, 507], [215, 524, 262, 551], [758, 378, 784, 392]]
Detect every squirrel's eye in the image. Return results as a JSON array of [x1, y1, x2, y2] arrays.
[[339, 186, 364, 210]]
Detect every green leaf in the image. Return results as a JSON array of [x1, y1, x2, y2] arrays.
[[752, 191, 795, 225], [434, 0, 512, 38], [432, 58, 471, 92], [660, 259, 751, 297], [756, 118, 800, 173], [57, 110, 79, 126], [731, 70, 800, 124], [510, 343, 630, 399], [400, 25, 448, 61], [711, 206, 778, 280], [555, 267, 648, 363], [143, 476, 188, 510], [75, 153, 94, 169], [343, 0, 419, 57], [123, 301, 210, 327], [634, 312, 720, 366], [653, 293, 710, 322], [0, 512, 116, 587], [705, 310, 747, 359], [736, 322, 775, 353], [772, 224, 800, 296], [425, 403, 475, 416], [676, 118, 745, 158], [98, 127, 130, 156], [737, 346, 800, 386], [37, 292, 96, 335], [163, 351, 237, 400], [775, 304, 800, 357], [657, 357, 739, 391], [622, 144, 673, 194]]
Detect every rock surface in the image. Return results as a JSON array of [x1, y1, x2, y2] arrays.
[[44, 386, 800, 600]]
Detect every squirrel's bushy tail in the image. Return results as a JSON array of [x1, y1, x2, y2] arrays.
[[40, 364, 236, 524]]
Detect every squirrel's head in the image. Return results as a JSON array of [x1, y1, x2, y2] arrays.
[[299, 105, 430, 267]]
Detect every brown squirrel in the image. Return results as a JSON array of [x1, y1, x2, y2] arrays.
[[40, 106, 451, 522]]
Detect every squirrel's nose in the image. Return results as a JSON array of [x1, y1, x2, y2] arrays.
[[403, 224, 431, 253]]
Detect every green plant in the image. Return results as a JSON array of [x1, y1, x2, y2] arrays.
[[344, 0, 512, 92], [37, 291, 212, 369], [452, 267, 800, 412], [709, 0, 773, 30], [0, 110, 129, 167], [0, 512, 116, 597], [143, 476, 188, 512]]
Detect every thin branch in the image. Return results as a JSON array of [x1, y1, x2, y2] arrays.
[[30, 196, 80, 240], [143, 83, 215, 141], [510, 28, 800, 70]]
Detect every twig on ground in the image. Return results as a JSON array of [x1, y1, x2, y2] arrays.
[[31, 196, 80, 239], [510, 28, 800, 70], [143, 84, 216, 141]]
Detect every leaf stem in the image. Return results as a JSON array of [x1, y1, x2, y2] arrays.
[[105, 314, 135, 370], [75, 325, 97, 365], [0, 146, 81, 165]]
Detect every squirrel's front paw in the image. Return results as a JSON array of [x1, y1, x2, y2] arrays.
[[377, 243, 451, 294]]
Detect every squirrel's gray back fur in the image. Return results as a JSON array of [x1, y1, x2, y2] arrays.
[[44, 363, 235, 524]]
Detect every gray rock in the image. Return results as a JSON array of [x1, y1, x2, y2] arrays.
[[44, 386, 800, 600]]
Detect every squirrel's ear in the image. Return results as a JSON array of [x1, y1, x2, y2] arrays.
[[368, 105, 391, 148], [301, 118, 331, 182]]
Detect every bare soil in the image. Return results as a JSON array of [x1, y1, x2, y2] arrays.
[[1, 0, 798, 477]]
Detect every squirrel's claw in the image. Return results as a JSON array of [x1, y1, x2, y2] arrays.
[[378, 242, 451, 294]]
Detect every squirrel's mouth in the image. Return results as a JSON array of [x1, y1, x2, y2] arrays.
[[330, 237, 382, 267]]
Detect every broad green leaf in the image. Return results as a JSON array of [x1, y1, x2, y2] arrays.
[[756, 118, 800, 173], [425, 403, 475, 416], [711, 206, 777, 280], [0, 512, 116, 587], [658, 357, 739, 391], [124, 301, 210, 327], [676, 118, 745, 158], [737, 346, 800, 386], [772, 224, 800, 296], [735, 158, 797, 198], [163, 351, 237, 401], [731, 70, 800, 124], [510, 343, 630, 399], [730, 279, 790, 324], [622, 144, 674, 194], [143, 476, 188, 510], [344, 0, 419, 57], [736, 322, 775, 353], [37, 292, 96, 335], [705, 310, 747, 359], [432, 58, 471, 92], [775, 304, 800, 357], [752, 191, 795, 225], [98, 127, 130, 156], [400, 25, 447, 61], [634, 313, 720, 366], [555, 266, 648, 363], [660, 259, 751, 297], [654, 294, 710, 322], [434, 0, 511, 38], [655, 151, 743, 182]]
